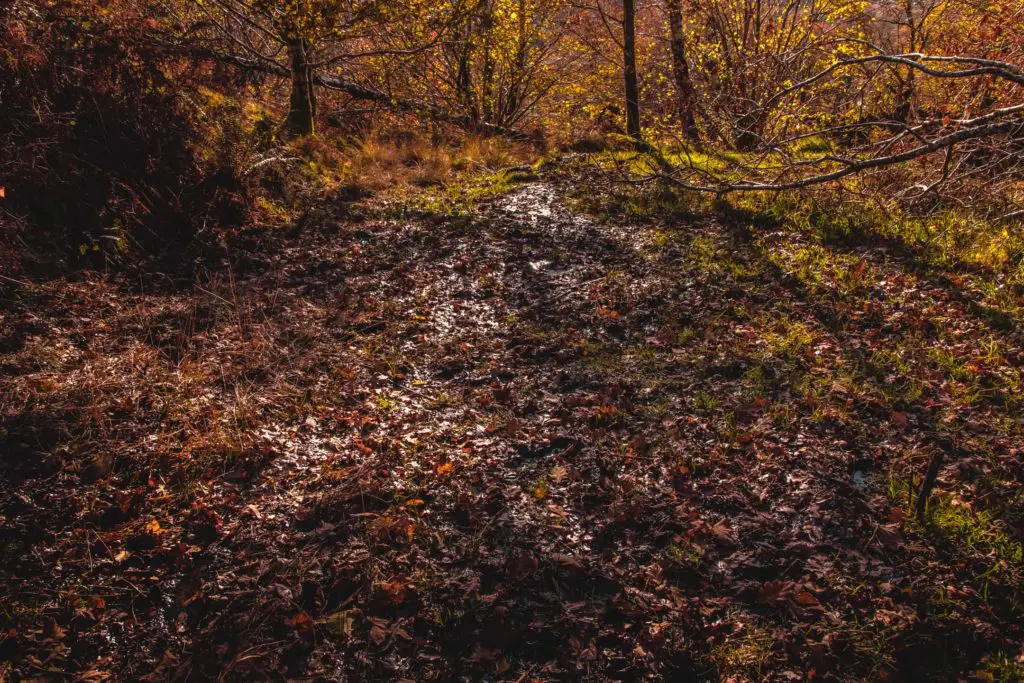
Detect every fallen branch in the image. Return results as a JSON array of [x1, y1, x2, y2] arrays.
[[244, 156, 303, 175]]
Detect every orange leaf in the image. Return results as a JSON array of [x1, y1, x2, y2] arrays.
[[285, 611, 313, 631], [379, 580, 407, 605]]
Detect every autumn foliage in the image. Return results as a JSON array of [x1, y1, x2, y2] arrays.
[[1, 1, 1023, 681]]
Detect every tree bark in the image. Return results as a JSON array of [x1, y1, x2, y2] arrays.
[[480, 0, 496, 124], [893, 0, 919, 123], [284, 38, 316, 136], [623, 0, 642, 141], [666, 0, 700, 143], [734, 109, 764, 151], [455, 20, 478, 122]]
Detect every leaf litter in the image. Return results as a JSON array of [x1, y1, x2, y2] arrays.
[[1, 165, 1022, 681]]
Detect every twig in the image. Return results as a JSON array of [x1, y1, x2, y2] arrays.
[[0, 273, 34, 288]]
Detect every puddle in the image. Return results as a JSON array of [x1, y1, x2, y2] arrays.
[[852, 469, 875, 492]]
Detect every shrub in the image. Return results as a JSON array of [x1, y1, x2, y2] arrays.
[[0, 1, 246, 275]]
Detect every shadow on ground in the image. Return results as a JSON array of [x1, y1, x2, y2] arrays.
[[1, 171, 1021, 681]]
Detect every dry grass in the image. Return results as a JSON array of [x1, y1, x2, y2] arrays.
[[239, 127, 535, 227], [343, 131, 530, 191]]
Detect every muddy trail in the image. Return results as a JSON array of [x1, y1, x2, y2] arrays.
[[1, 168, 1022, 681]]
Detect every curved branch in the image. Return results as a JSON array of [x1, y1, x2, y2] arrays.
[[659, 119, 1024, 193], [764, 52, 1024, 112]]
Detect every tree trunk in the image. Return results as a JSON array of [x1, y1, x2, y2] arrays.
[[173, 45, 532, 140], [480, 0, 496, 124], [623, 0, 642, 141], [284, 38, 316, 136], [894, 0, 917, 124], [734, 109, 764, 151], [456, 44, 477, 121], [666, 0, 700, 143]]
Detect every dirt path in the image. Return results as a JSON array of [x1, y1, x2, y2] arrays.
[[1, 173, 1022, 680]]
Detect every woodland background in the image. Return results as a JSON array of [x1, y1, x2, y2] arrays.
[[1, 0, 1024, 680]]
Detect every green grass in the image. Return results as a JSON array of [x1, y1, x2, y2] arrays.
[[572, 144, 1023, 315], [974, 652, 1024, 682], [713, 620, 775, 680], [741, 365, 770, 398], [750, 193, 1024, 294], [374, 394, 398, 412], [694, 390, 719, 411], [757, 316, 815, 364], [889, 476, 1023, 595], [409, 166, 536, 216], [930, 501, 1023, 567]]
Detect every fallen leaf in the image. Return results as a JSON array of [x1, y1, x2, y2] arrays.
[[757, 580, 792, 605], [793, 591, 820, 607]]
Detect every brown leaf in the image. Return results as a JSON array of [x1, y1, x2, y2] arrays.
[[757, 580, 793, 605], [793, 591, 820, 607], [377, 580, 407, 605], [469, 645, 501, 662], [43, 617, 65, 640]]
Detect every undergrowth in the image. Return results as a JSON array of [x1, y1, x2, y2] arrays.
[[889, 476, 1024, 596]]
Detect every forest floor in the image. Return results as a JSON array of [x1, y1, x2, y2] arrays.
[[1, 159, 1023, 681]]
